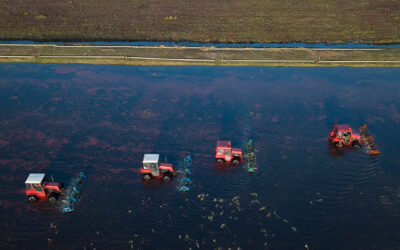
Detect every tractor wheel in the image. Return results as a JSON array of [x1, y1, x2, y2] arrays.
[[352, 141, 361, 149], [162, 174, 171, 182], [143, 174, 152, 181], [48, 193, 58, 203], [232, 158, 240, 164], [216, 158, 224, 164], [27, 195, 37, 203]]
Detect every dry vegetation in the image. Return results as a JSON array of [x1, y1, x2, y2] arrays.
[[0, 0, 400, 43], [1, 44, 400, 67]]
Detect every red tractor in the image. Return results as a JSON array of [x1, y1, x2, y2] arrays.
[[215, 140, 243, 164], [328, 124, 361, 149], [140, 154, 176, 182], [25, 173, 64, 203]]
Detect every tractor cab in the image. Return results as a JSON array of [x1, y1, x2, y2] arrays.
[[140, 154, 175, 182], [215, 140, 243, 164], [329, 124, 361, 148], [25, 173, 63, 203], [143, 154, 161, 176]]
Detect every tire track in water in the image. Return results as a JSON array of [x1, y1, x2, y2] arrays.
[[296, 144, 381, 239], [100, 114, 273, 248], [52, 167, 121, 248], [177, 117, 311, 249]]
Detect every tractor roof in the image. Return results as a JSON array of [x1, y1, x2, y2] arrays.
[[217, 141, 231, 147], [336, 124, 352, 130], [143, 154, 160, 164], [25, 173, 45, 184]]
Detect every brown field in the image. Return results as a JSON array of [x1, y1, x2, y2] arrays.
[[0, 0, 400, 43]]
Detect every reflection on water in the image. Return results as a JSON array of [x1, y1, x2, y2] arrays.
[[0, 64, 399, 249]]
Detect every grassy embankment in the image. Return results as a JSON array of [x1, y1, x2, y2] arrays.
[[1, 44, 400, 67], [0, 0, 400, 44]]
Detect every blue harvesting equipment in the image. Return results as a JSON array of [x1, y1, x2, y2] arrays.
[[62, 172, 86, 213], [244, 139, 257, 173], [177, 155, 192, 192]]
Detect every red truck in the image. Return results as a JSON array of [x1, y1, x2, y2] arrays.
[[328, 124, 361, 149], [215, 140, 243, 164], [140, 154, 176, 182], [25, 173, 64, 203]]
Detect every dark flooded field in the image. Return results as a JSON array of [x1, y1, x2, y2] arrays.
[[0, 64, 399, 249]]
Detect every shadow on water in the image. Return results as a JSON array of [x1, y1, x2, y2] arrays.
[[0, 65, 399, 249]]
